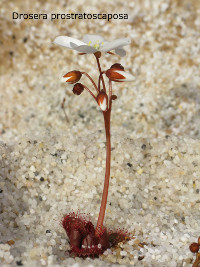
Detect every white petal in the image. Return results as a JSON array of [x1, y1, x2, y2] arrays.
[[83, 34, 104, 46], [100, 38, 131, 52], [71, 44, 97, 54], [53, 36, 86, 49], [115, 48, 126, 57], [100, 97, 107, 111], [115, 70, 135, 81], [60, 76, 71, 83]]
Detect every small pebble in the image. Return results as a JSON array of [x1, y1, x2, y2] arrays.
[[16, 260, 23, 266], [7, 240, 15, 246]]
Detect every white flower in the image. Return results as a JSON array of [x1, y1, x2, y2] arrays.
[[53, 34, 131, 57]]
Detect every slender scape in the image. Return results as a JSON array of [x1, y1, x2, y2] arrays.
[[85, 53, 112, 237], [95, 85, 112, 237]]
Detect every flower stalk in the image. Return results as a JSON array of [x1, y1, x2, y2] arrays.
[[95, 55, 106, 92], [95, 78, 113, 236], [95, 107, 111, 237]]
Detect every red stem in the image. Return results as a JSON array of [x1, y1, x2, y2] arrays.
[[192, 253, 200, 267], [83, 85, 97, 101], [95, 57, 106, 92], [95, 108, 111, 237], [109, 80, 112, 109], [81, 72, 99, 93]]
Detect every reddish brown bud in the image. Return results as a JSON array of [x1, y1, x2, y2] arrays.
[[106, 68, 124, 82], [111, 95, 117, 100], [62, 71, 82, 84], [97, 91, 108, 111], [198, 236, 200, 245], [110, 63, 124, 70], [189, 242, 199, 253], [73, 83, 84, 95], [106, 68, 135, 82]]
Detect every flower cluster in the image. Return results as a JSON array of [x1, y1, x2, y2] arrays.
[[54, 34, 134, 112]]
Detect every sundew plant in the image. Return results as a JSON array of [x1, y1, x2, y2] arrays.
[[53, 34, 135, 257]]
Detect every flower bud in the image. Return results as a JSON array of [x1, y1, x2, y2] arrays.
[[111, 95, 117, 100], [97, 91, 108, 111], [62, 71, 82, 84], [189, 242, 199, 253], [110, 63, 124, 71], [73, 83, 84, 95], [106, 68, 135, 82]]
